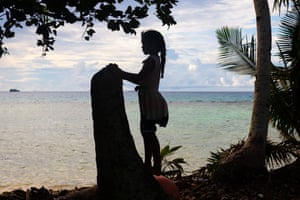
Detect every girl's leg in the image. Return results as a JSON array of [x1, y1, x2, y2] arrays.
[[142, 133, 153, 173], [142, 132, 161, 175], [151, 133, 161, 175]]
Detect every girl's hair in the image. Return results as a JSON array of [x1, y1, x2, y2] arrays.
[[142, 30, 166, 78]]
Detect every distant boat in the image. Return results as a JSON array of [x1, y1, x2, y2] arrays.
[[9, 89, 20, 92]]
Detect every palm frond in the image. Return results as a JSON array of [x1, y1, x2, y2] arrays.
[[270, 79, 297, 138], [273, 0, 300, 13], [195, 139, 300, 177], [273, 0, 291, 13], [265, 139, 300, 169], [160, 145, 182, 158], [160, 144, 186, 178], [216, 26, 256, 76], [196, 141, 245, 177], [277, 8, 300, 64], [196, 150, 222, 177], [271, 65, 291, 90], [271, 3, 300, 138]]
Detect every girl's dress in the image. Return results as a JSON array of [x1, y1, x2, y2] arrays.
[[137, 55, 168, 127]]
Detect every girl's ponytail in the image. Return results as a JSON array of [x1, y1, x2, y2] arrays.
[[160, 38, 166, 78]]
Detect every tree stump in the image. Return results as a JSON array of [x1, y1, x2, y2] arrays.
[[90, 66, 172, 200]]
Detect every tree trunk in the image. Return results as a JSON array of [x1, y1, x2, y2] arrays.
[[245, 0, 271, 168], [214, 0, 271, 182], [90, 67, 172, 200]]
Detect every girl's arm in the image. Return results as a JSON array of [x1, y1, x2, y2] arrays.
[[119, 58, 155, 85], [119, 71, 141, 85]]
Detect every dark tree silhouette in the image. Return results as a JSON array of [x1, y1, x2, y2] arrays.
[[0, 0, 177, 56], [91, 66, 173, 199]]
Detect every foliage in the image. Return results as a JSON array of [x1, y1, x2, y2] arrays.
[[216, 27, 256, 75], [273, 0, 298, 13], [216, 3, 300, 139], [0, 0, 177, 56], [271, 5, 300, 137], [160, 144, 186, 179], [216, 26, 256, 76], [265, 139, 300, 169], [196, 140, 244, 177], [196, 139, 300, 177], [215, 2, 300, 170]]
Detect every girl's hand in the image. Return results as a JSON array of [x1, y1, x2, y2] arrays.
[[107, 63, 121, 74]]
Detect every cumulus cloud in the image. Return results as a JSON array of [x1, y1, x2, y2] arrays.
[[0, 0, 279, 91], [188, 64, 197, 72]]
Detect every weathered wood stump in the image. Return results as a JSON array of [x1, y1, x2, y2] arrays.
[[90, 66, 172, 200]]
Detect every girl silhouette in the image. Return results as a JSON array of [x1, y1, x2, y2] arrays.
[[112, 30, 168, 175]]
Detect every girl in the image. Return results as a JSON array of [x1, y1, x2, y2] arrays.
[[112, 30, 168, 175]]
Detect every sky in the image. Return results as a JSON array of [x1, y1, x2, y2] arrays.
[[0, 0, 281, 92]]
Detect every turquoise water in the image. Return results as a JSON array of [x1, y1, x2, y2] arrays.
[[0, 91, 278, 192]]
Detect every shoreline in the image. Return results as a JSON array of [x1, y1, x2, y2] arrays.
[[1, 161, 300, 200], [0, 169, 201, 195], [0, 184, 95, 195]]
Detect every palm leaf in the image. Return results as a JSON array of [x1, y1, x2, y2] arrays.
[[273, 0, 291, 13], [271, 65, 290, 90], [265, 139, 300, 169], [273, 41, 291, 89], [272, 0, 300, 13], [196, 140, 245, 177], [195, 139, 300, 177], [270, 79, 296, 138], [160, 145, 171, 158], [271, 3, 300, 137], [160, 144, 186, 178], [277, 8, 300, 64], [216, 26, 256, 76], [160, 145, 182, 158]]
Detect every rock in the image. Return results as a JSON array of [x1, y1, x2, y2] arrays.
[[154, 175, 180, 200]]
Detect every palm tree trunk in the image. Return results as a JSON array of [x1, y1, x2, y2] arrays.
[[214, 0, 271, 181], [243, 0, 272, 166], [90, 67, 171, 199]]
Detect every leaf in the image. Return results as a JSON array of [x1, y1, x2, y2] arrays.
[[160, 145, 170, 158], [107, 20, 120, 31], [160, 144, 186, 178], [87, 28, 95, 36], [216, 26, 256, 76]]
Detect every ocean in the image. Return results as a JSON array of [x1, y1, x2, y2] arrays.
[[0, 91, 279, 193]]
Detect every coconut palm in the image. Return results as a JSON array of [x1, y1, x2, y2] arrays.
[[211, 0, 272, 182], [215, 1, 300, 169]]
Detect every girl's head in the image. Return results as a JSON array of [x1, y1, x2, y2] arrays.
[[141, 30, 166, 78]]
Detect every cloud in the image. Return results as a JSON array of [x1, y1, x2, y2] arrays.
[[188, 64, 197, 72], [0, 0, 280, 91]]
